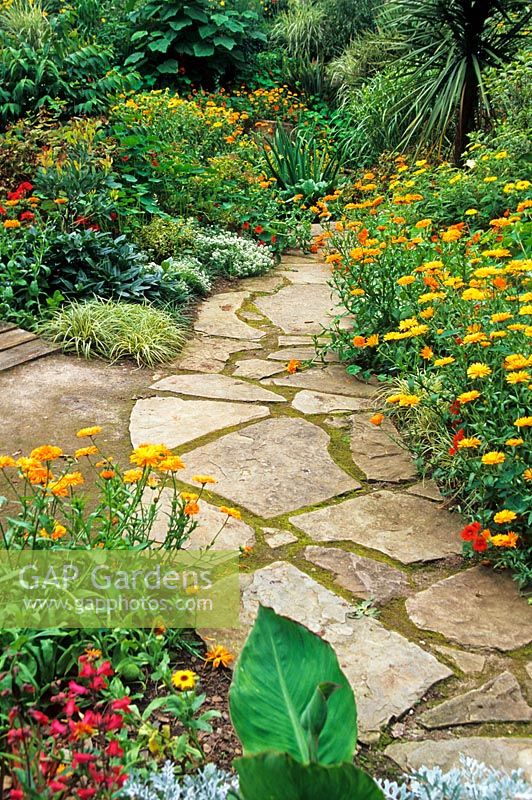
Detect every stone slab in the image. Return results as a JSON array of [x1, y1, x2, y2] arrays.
[[419, 671, 532, 728], [174, 337, 261, 373], [151, 492, 255, 550], [293, 390, 374, 415], [406, 480, 444, 502], [406, 566, 532, 651], [180, 418, 360, 518], [431, 645, 485, 675], [350, 415, 417, 483], [267, 348, 338, 363], [385, 738, 532, 782], [232, 359, 286, 380], [220, 562, 451, 739], [265, 365, 379, 399], [254, 284, 338, 334], [291, 491, 462, 564], [194, 291, 265, 340], [151, 373, 285, 403], [264, 529, 298, 549], [130, 396, 269, 449], [278, 261, 330, 284], [237, 274, 286, 293], [278, 335, 314, 346], [304, 546, 412, 603]]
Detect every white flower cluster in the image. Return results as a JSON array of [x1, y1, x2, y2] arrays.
[[194, 229, 274, 278]]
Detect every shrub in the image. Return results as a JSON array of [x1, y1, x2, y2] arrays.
[[158, 257, 213, 296], [42, 299, 188, 367], [194, 229, 274, 278], [135, 217, 202, 263]]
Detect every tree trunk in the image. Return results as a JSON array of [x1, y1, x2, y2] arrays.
[[454, 63, 479, 163]]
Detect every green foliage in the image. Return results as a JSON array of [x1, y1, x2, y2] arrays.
[[41, 298, 188, 366], [230, 606, 357, 765], [236, 752, 383, 800], [125, 0, 267, 85], [230, 606, 382, 800], [135, 216, 201, 262], [262, 123, 346, 201], [387, 0, 532, 160]]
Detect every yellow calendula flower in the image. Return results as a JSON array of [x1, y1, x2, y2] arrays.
[[75, 446, 99, 458], [481, 451, 505, 465], [490, 532, 518, 548], [130, 444, 170, 467], [505, 438, 523, 446], [461, 288, 488, 302], [171, 669, 197, 691], [219, 506, 241, 520], [192, 475, 217, 485], [458, 390, 481, 404], [76, 426, 102, 438], [397, 275, 415, 286], [490, 312, 512, 323], [0, 455, 16, 469], [464, 208, 478, 216], [457, 437, 482, 449], [158, 456, 185, 472], [506, 370, 530, 384], [434, 356, 455, 367], [467, 363, 492, 379], [523, 468, 532, 482], [493, 509, 517, 524], [123, 468, 144, 483]]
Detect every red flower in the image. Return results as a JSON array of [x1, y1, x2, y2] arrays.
[[111, 697, 131, 711], [460, 521, 482, 542], [449, 400, 461, 416], [10, 790, 24, 799], [449, 428, 465, 455], [97, 660, 113, 676], [77, 790, 97, 799], [102, 713, 123, 732], [48, 779, 68, 793], [19, 211, 35, 221], [472, 535, 488, 552], [106, 739, 124, 757], [68, 680, 88, 695], [72, 752, 96, 766], [242, 221, 250, 230], [254, 225, 264, 235], [7, 191, 22, 201], [271, 235, 277, 244], [29, 709, 49, 725], [87, 223, 100, 232], [18, 182, 33, 194], [0, 206, 6, 215], [121, 155, 130, 162], [109, 211, 118, 221], [50, 719, 67, 736]]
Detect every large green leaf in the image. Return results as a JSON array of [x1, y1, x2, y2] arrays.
[[229, 606, 357, 765], [192, 41, 215, 57], [236, 752, 384, 800]]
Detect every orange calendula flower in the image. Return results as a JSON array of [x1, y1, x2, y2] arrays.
[[490, 532, 518, 548], [287, 359, 301, 374], [184, 501, 200, 516], [458, 390, 480, 404], [420, 346, 434, 360], [130, 443, 170, 467], [123, 468, 144, 483], [514, 416, 532, 428], [481, 451, 505, 465], [158, 456, 185, 472], [74, 446, 99, 458], [493, 509, 517, 524], [522, 468, 532, 481], [205, 645, 234, 669], [3, 219, 21, 229], [100, 469, 116, 480], [369, 413, 384, 426], [192, 475, 217, 485], [30, 445, 63, 461], [397, 275, 415, 286], [76, 426, 102, 438], [0, 456, 16, 469], [457, 437, 482, 449], [219, 506, 242, 519], [505, 438, 523, 446], [506, 370, 530, 384], [352, 335, 366, 347]]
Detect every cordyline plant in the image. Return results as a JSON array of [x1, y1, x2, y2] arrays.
[[388, 0, 532, 161], [0, 426, 240, 550]]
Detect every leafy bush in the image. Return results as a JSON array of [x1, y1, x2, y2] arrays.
[[42, 298, 188, 366], [194, 229, 274, 278], [125, 0, 267, 86], [262, 123, 346, 201], [123, 762, 239, 800], [135, 217, 202, 263], [158, 257, 213, 295]]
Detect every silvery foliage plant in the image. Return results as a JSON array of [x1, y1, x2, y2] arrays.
[[123, 762, 238, 800], [378, 756, 532, 800]]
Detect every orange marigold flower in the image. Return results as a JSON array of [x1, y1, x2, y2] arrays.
[[523, 468, 532, 482], [352, 335, 366, 347], [481, 451, 505, 465], [0, 455, 16, 469], [505, 438, 523, 446], [100, 469, 116, 479], [458, 390, 480, 404], [158, 456, 185, 472], [123, 468, 144, 483], [192, 475, 217, 485], [184, 501, 200, 516], [286, 359, 301, 374], [130, 444, 170, 467], [219, 506, 242, 519], [370, 413, 384, 426], [74, 446, 99, 458], [205, 645, 234, 669], [421, 346, 434, 360], [490, 532, 519, 548], [493, 509, 517, 524], [30, 445, 63, 461]]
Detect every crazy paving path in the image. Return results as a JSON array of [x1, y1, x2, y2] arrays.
[[129, 252, 532, 777]]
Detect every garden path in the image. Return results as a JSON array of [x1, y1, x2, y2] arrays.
[[129, 252, 532, 778]]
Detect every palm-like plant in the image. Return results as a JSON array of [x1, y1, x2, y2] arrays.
[[389, 0, 531, 161]]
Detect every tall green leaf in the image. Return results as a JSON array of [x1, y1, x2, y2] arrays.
[[229, 605, 357, 765], [236, 752, 384, 800]]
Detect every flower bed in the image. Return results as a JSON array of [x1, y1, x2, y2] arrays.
[[319, 145, 531, 586]]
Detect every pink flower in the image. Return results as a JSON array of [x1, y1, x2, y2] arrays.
[[68, 680, 88, 695]]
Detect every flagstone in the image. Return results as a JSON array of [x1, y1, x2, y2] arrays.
[[263, 529, 298, 548], [406, 566, 532, 650], [151, 492, 255, 551], [431, 645, 485, 675], [218, 562, 451, 740], [180, 418, 360, 518], [265, 364, 379, 399], [304, 546, 412, 603], [254, 284, 338, 334], [232, 359, 286, 380], [292, 390, 374, 414], [406, 480, 444, 502], [130, 396, 269, 449], [278, 335, 314, 346], [419, 671, 532, 729], [291, 490, 462, 564], [267, 347, 338, 363], [150, 373, 285, 403], [278, 261, 331, 284], [174, 337, 261, 373], [385, 738, 532, 781], [194, 291, 265, 340], [350, 414, 417, 483]]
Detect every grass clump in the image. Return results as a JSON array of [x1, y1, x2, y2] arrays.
[[42, 299, 188, 367]]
